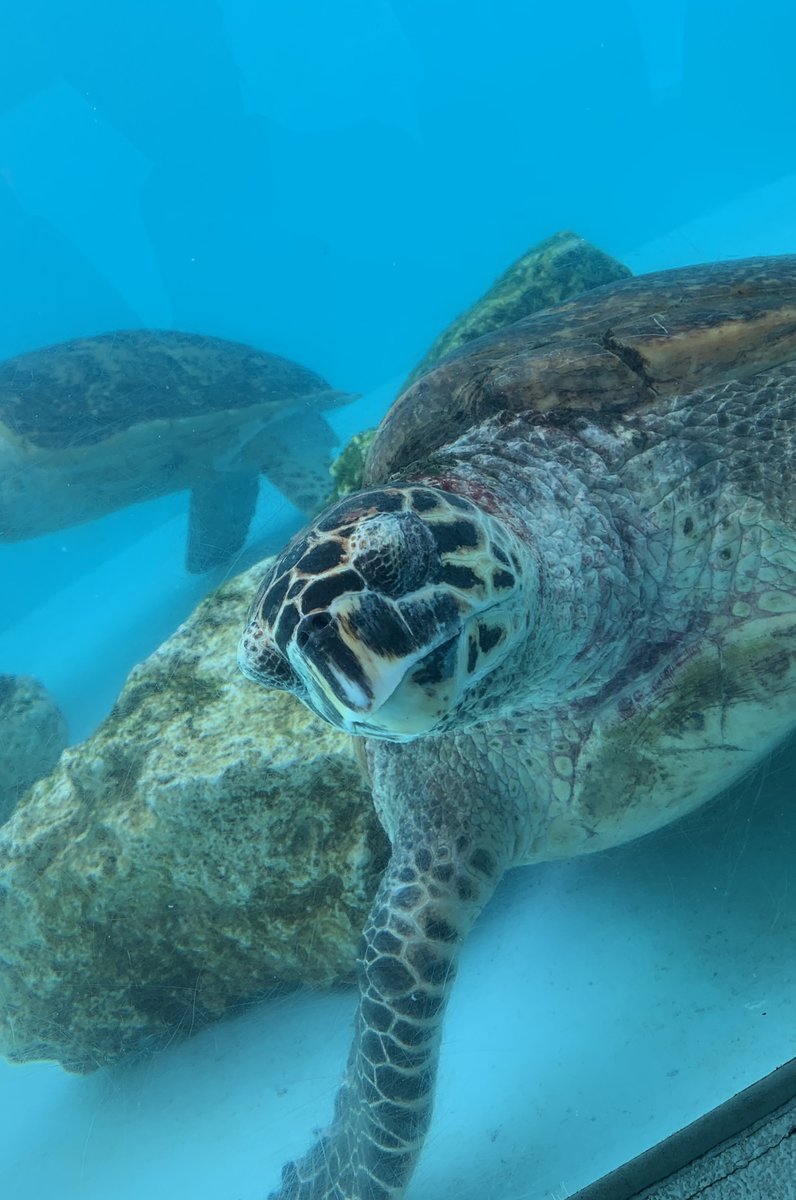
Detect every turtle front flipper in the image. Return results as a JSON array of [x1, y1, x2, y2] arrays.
[[270, 818, 508, 1200], [186, 471, 260, 573]]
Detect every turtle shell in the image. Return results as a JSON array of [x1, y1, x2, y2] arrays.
[[0, 330, 343, 451], [365, 255, 796, 484]]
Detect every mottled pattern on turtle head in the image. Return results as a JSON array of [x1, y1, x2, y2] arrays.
[[238, 485, 528, 740]]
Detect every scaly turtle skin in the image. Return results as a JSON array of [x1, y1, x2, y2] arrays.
[[239, 256, 796, 1199], [0, 330, 350, 572]]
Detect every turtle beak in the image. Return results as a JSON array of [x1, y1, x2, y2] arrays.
[[290, 612, 379, 715], [289, 593, 462, 738]]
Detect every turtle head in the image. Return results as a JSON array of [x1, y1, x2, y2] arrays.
[[239, 485, 533, 741]]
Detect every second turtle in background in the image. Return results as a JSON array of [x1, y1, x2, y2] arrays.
[[0, 329, 352, 572]]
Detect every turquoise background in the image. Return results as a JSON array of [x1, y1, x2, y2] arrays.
[[1, 4, 796, 1199], [1, 1, 793, 383]]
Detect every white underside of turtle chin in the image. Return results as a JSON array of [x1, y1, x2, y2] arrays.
[[296, 634, 461, 743], [354, 670, 452, 740]]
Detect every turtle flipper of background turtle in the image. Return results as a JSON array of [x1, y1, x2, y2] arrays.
[[257, 410, 340, 517], [186, 471, 261, 574], [186, 411, 340, 573]]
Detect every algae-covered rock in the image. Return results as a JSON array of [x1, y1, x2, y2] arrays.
[[402, 230, 631, 390], [328, 429, 378, 501], [330, 232, 631, 497], [0, 563, 387, 1072], [0, 674, 67, 825]]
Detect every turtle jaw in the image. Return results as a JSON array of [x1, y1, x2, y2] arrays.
[[289, 611, 465, 741], [288, 589, 525, 741]]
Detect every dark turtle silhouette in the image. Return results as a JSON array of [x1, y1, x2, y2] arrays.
[[240, 255, 796, 1198], [0, 329, 351, 572]]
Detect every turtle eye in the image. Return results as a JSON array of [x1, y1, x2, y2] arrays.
[[352, 512, 436, 597]]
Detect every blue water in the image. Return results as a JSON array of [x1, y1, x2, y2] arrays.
[[1, 2, 796, 1198]]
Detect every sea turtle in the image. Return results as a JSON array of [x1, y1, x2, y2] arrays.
[[0, 329, 351, 573], [239, 255, 796, 1199]]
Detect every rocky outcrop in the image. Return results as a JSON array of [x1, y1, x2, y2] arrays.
[[328, 429, 378, 501], [0, 674, 67, 824], [329, 232, 631, 496], [0, 562, 387, 1072], [401, 229, 630, 390]]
